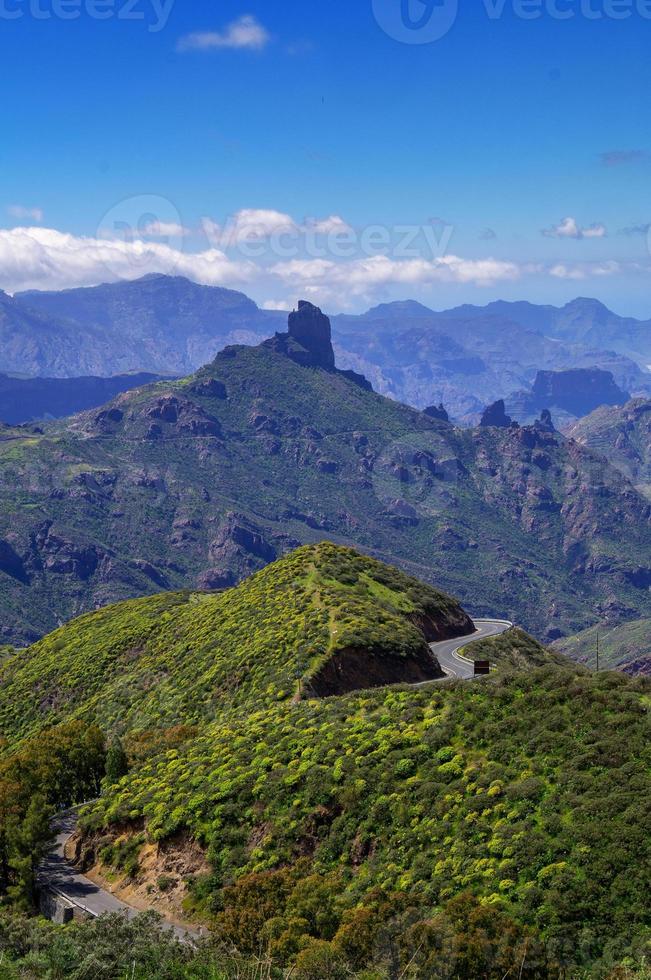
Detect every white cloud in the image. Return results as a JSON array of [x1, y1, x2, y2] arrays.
[[203, 210, 298, 247], [270, 254, 523, 306], [542, 216, 607, 240], [7, 205, 44, 223], [0, 222, 631, 307], [177, 16, 270, 53], [202, 211, 353, 247], [549, 260, 621, 280], [261, 299, 291, 311], [0, 226, 255, 294]]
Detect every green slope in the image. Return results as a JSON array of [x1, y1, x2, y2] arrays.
[[0, 544, 648, 974], [1, 328, 651, 646], [555, 618, 651, 675], [0, 543, 470, 744]]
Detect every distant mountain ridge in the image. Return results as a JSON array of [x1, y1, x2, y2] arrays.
[[0, 372, 169, 425], [3, 277, 651, 419], [0, 301, 650, 646]]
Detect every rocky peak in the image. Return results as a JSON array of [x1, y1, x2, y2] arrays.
[[287, 301, 336, 370], [480, 399, 518, 429], [263, 302, 371, 390], [423, 403, 450, 423], [534, 409, 555, 433]]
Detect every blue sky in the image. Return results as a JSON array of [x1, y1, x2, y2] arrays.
[[2, 0, 651, 315]]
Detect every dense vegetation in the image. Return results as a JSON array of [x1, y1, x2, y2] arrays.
[[0, 545, 648, 976], [0, 543, 468, 742], [81, 663, 650, 976], [459, 627, 568, 671], [1, 327, 651, 646]]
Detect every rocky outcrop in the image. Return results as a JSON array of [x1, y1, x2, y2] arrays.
[[532, 368, 629, 417], [145, 396, 221, 437], [480, 399, 517, 428], [305, 643, 445, 697], [288, 301, 336, 369], [264, 301, 372, 388], [507, 369, 631, 427], [534, 409, 555, 432], [424, 403, 450, 423]]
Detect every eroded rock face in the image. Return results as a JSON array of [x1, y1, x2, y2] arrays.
[[263, 302, 372, 388], [288, 301, 336, 369], [305, 644, 445, 697], [424, 403, 450, 423], [532, 368, 629, 417], [146, 396, 221, 437], [480, 399, 517, 429]]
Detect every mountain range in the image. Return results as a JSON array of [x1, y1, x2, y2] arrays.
[[2, 276, 651, 420], [1, 301, 650, 647]]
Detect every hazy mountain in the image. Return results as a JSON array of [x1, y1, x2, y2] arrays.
[[0, 302, 650, 646], [332, 304, 651, 418], [11, 275, 285, 377], [446, 296, 651, 366], [0, 372, 169, 425], [506, 368, 630, 428], [4, 278, 651, 421]]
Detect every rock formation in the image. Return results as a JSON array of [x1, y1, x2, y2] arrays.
[[480, 399, 517, 429]]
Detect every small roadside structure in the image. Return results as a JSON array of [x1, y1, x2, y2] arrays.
[[474, 660, 491, 677]]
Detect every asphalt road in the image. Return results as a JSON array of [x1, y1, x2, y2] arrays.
[[425, 619, 513, 682], [39, 810, 198, 943]]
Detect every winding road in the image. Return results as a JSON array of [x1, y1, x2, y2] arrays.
[[426, 618, 513, 682], [40, 619, 512, 932], [39, 810, 198, 943]]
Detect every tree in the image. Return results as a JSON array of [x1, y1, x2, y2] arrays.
[[6, 793, 54, 910], [105, 738, 129, 786]]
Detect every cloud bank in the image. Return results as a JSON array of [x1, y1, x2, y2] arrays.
[[0, 222, 631, 307]]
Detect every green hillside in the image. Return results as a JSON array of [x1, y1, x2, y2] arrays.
[[0, 543, 470, 744], [555, 618, 651, 675], [1, 311, 651, 646], [0, 545, 647, 975]]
